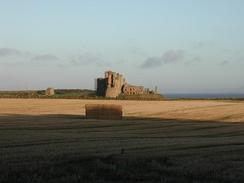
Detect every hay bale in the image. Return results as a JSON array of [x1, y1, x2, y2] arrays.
[[45, 88, 55, 96], [85, 104, 122, 120]]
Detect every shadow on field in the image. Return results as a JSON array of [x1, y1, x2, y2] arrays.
[[1, 112, 243, 123], [1, 114, 244, 183], [0, 113, 86, 120]]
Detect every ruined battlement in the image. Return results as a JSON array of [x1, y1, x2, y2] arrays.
[[96, 71, 155, 98], [96, 71, 125, 98]]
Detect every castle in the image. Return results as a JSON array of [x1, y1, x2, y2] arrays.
[[96, 71, 155, 98]]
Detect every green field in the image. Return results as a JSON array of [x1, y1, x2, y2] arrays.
[[0, 89, 97, 99], [0, 89, 165, 101], [1, 114, 244, 182]]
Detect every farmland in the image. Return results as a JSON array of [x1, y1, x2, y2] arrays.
[[1, 99, 244, 182]]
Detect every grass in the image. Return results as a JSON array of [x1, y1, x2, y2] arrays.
[[0, 89, 98, 99], [0, 89, 165, 100]]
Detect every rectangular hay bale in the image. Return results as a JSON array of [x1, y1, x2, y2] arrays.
[[85, 104, 122, 120]]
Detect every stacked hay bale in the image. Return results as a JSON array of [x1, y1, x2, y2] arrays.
[[85, 104, 122, 120], [45, 88, 55, 96]]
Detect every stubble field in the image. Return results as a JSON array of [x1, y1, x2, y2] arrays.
[[1, 99, 244, 182]]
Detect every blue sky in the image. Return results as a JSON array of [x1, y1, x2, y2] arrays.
[[0, 0, 244, 93]]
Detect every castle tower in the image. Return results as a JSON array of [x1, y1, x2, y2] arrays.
[[96, 70, 150, 98], [103, 71, 124, 98], [105, 71, 113, 87]]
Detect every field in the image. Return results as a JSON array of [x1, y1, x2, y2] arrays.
[[0, 89, 164, 100], [1, 99, 244, 182]]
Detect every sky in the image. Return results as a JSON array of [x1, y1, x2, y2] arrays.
[[0, 0, 244, 93]]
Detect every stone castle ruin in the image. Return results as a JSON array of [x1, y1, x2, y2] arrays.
[[96, 71, 155, 98], [45, 87, 55, 96]]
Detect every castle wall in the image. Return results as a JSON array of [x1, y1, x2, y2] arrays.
[[96, 71, 125, 98], [122, 84, 144, 95], [45, 88, 55, 96], [104, 71, 124, 98], [96, 78, 106, 96], [96, 70, 151, 98], [105, 87, 120, 98]]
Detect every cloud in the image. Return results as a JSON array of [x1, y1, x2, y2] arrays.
[[184, 56, 202, 65], [141, 50, 185, 69], [218, 60, 229, 66], [31, 54, 59, 62], [0, 48, 124, 68], [162, 50, 185, 63], [0, 48, 58, 61], [0, 48, 22, 57], [69, 53, 111, 67], [140, 57, 162, 68], [193, 41, 205, 49]]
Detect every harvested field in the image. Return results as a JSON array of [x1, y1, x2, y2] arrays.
[[1, 99, 244, 182], [1, 98, 244, 122]]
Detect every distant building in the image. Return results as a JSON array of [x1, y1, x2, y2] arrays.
[[96, 71, 155, 98], [122, 84, 144, 95], [45, 88, 55, 96]]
